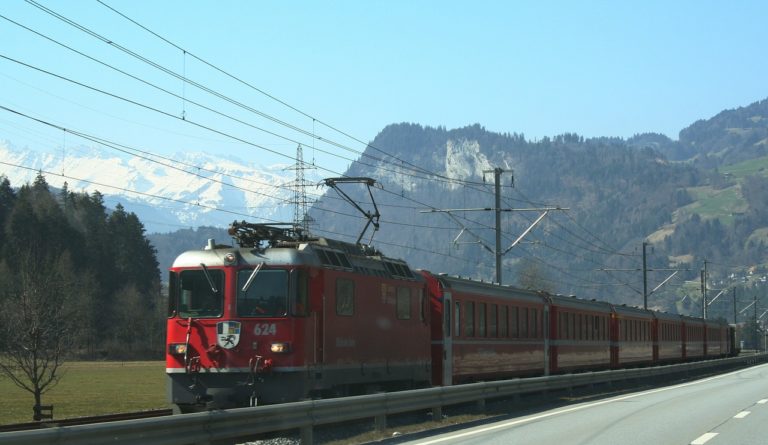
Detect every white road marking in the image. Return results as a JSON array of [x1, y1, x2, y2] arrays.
[[757, 399, 768, 404], [412, 364, 768, 445], [690, 432, 718, 445], [733, 411, 751, 418]]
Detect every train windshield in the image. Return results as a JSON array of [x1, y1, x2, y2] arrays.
[[178, 269, 224, 318], [237, 269, 288, 317]]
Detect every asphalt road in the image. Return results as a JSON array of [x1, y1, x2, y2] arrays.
[[400, 363, 768, 445]]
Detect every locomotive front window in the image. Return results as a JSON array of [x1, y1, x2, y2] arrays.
[[178, 269, 224, 318], [237, 269, 288, 317]]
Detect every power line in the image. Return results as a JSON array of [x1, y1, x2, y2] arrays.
[[93, 0, 498, 188], [0, 104, 299, 204], [5, 4, 668, 294], [23, 0, 496, 190]]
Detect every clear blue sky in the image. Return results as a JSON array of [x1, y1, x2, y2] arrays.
[[1, 0, 767, 175]]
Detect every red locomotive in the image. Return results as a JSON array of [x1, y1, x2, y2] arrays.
[[166, 221, 734, 412]]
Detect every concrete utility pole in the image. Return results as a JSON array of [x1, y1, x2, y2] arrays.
[[642, 242, 648, 310], [755, 295, 759, 349], [733, 287, 737, 325], [701, 259, 708, 319], [490, 168, 504, 285], [421, 167, 566, 285]]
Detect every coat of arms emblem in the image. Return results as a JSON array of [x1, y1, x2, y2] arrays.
[[217, 321, 241, 349]]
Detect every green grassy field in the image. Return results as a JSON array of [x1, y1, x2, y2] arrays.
[[0, 361, 168, 425], [720, 155, 768, 179], [676, 185, 747, 224]]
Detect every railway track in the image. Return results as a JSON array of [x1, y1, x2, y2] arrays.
[[0, 408, 173, 433]]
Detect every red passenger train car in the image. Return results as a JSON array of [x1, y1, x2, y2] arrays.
[[548, 295, 612, 373], [652, 311, 684, 363], [166, 222, 734, 412], [423, 273, 547, 385]]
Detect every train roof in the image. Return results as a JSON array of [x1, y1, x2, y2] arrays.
[[172, 222, 419, 281], [651, 311, 683, 322], [434, 275, 545, 304], [612, 304, 653, 318], [548, 294, 613, 313]]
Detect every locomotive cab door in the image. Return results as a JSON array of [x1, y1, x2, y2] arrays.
[[442, 292, 453, 386]]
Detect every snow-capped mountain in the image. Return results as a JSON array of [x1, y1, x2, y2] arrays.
[[0, 140, 316, 233]]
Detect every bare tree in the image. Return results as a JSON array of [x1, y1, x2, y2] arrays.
[[517, 259, 554, 293], [0, 251, 79, 420]]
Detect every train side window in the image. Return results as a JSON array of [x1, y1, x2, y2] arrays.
[[336, 278, 355, 316], [499, 305, 508, 337], [521, 307, 529, 338], [560, 313, 566, 339], [444, 300, 451, 337], [531, 309, 538, 339], [465, 302, 475, 337], [597, 317, 602, 341], [601, 316, 606, 341], [510, 307, 519, 338], [454, 301, 461, 337], [489, 304, 498, 338], [593, 316, 599, 341], [290, 269, 309, 317], [597, 316, 602, 340], [396, 287, 411, 320], [419, 289, 426, 322], [478, 303, 487, 337], [168, 271, 178, 317], [574, 314, 580, 340]]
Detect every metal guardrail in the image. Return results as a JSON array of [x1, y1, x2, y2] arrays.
[[2, 354, 766, 445]]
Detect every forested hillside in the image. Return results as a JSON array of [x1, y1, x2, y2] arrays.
[[0, 174, 162, 359], [308, 107, 768, 318]]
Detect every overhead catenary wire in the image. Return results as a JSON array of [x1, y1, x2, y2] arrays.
[[93, 0, 500, 189], [0, 56, 637, 293], [3, 2, 674, 294], [22, 0, 498, 190]]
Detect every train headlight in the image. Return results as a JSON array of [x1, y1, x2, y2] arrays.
[[169, 343, 188, 355], [270, 342, 291, 353]]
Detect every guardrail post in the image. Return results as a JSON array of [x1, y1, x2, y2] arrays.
[[476, 398, 486, 412], [432, 406, 443, 422], [374, 414, 387, 431], [300, 425, 313, 444]]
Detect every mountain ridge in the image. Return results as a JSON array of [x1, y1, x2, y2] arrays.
[[3, 97, 768, 316], [0, 141, 310, 232]]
